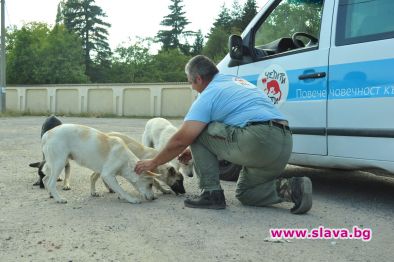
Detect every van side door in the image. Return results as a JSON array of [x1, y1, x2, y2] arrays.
[[236, 0, 331, 155], [328, 0, 394, 162]]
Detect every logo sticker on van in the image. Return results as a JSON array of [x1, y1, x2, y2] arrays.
[[257, 64, 289, 107]]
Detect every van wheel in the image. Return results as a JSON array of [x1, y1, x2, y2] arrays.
[[219, 160, 242, 181]]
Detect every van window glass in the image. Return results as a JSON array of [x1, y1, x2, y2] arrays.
[[254, 0, 323, 57], [336, 0, 394, 45]]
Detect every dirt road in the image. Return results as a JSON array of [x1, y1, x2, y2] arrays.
[[1, 116, 393, 261]]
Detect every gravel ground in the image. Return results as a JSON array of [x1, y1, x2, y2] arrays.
[[0, 116, 393, 262]]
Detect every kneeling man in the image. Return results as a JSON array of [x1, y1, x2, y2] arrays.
[[135, 55, 312, 214]]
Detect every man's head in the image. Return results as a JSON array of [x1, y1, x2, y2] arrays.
[[185, 55, 219, 92]]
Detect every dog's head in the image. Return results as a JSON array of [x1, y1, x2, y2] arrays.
[[134, 171, 156, 201], [178, 159, 194, 178], [156, 165, 185, 195], [41, 115, 62, 137]]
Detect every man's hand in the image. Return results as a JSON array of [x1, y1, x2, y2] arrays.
[[134, 121, 205, 174], [134, 159, 157, 175], [178, 148, 192, 164]]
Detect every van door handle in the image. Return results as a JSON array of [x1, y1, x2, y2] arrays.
[[298, 72, 326, 80]]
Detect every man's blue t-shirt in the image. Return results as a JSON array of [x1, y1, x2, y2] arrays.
[[184, 73, 286, 127]]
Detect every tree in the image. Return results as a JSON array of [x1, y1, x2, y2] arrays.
[[156, 0, 192, 54], [230, 0, 243, 32], [6, 23, 49, 84], [6, 23, 88, 84], [149, 49, 190, 82], [212, 4, 233, 33], [61, 0, 112, 81], [41, 25, 88, 83], [239, 0, 258, 31], [55, 2, 64, 25], [202, 4, 233, 62], [203, 0, 258, 62], [202, 27, 229, 63], [190, 30, 204, 56], [110, 38, 154, 83]]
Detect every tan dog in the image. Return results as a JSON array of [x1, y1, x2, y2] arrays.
[[46, 131, 184, 195], [142, 117, 194, 177], [42, 124, 157, 204], [99, 132, 185, 195]]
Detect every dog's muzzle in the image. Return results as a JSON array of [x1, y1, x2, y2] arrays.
[[171, 180, 186, 195]]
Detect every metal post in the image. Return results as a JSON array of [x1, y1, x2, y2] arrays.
[[0, 0, 6, 112]]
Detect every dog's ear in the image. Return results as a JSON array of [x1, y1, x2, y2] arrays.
[[29, 162, 41, 168], [168, 167, 177, 177]]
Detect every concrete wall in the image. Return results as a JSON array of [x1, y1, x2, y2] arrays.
[[5, 83, 197, 117]]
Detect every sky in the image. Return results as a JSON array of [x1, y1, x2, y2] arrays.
[[4, 0, 268, 49]]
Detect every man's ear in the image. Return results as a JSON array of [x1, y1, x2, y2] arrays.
[[195, 74, 203, 84]]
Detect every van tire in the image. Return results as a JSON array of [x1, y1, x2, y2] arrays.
[[219, 160, 242, 181]]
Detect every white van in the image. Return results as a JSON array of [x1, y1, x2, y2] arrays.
[[217, 0, 394, 180]]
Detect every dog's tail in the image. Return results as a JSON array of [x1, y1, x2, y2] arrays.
[[29, 162, 41, 168]]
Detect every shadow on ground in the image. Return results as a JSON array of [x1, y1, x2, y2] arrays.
[[281, 165, 394, 209]]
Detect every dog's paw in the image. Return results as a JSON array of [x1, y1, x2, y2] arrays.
[[130, 200, 142, 204], [161, 189, 173, 194], [62, 185, 71, 191], [91, 192, 102, 197], [126, 197, 141, 204], [56, 198, 67, 204]]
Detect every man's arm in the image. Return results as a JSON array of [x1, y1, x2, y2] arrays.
[[134, 121, 207, 174]]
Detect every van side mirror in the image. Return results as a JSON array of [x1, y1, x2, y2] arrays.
[[228, 34, 243, 60]]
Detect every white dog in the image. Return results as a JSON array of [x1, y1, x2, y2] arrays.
[[42, 124, 157, 204], [142, 117, 194, 177], [103, 132, 185, 195], [45, 131, 185, 196]]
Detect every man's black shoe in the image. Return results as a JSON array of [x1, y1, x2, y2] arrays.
[[289, 177, 312, 214], [278, 177, 312, 214], [184, 190, 226, 209]]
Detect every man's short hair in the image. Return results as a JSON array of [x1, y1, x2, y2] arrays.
[[185, 55, 219, 83]]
